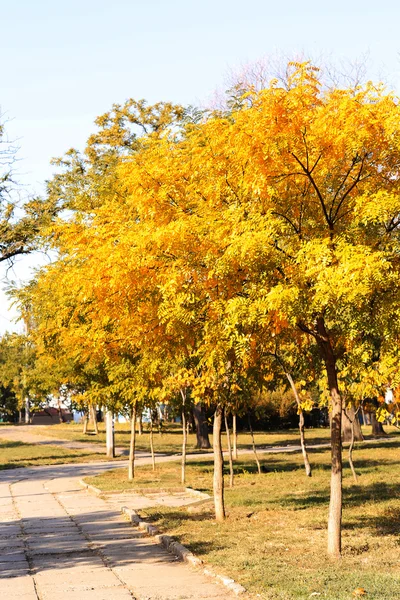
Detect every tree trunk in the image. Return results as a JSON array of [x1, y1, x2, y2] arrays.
[[18, 410, 22, 424], [371, 412, 386, 436], [128, 405, 136, 481], [149, 411, 155, 471], [25, 399, 30, 424], [213, 404, 225, 521], [90, 404, 99, 435], [342, 406, 363, 442], [348, 415, 358, 483], [315, 317, 342, 559], [224, 412, 234, 487], [247, 413, 261, 474], [106, 410, 115, 458], [137, 407, 143, 435], [57, 397, 63, 423], [192, 402, 211, 449], [180, 389, 187, 485], [232, 413, 238, 460], [82, 411, 88, 434], [285, 372, 312, 477]]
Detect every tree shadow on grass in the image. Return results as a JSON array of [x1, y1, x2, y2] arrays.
[[271, 482, 400, 513], [345, 508, 400, 536], [0, 441, 27, 449]]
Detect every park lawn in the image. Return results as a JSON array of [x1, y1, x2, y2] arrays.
[[35, 422, 400, 455], [0, 438, 107, 470], [86, 440, 400, 600]]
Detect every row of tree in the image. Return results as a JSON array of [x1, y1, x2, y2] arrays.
[[3, 61, 400, 559]]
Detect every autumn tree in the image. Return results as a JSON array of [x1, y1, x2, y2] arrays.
[[14, 64, 400, 557], [182, 62, 400, 556]]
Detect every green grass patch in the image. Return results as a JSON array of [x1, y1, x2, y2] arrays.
[[0, 438, 107, 469], [87, 441, 400, 600]]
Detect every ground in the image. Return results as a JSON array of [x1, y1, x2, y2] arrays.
[[86, 436, 400, 600], [0, 460, 237, 600], [1, 424, 399, 600]]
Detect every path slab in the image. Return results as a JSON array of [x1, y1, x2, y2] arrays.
[[1, 457, 239, 600]]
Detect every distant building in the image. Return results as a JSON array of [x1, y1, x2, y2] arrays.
[[31, 406, 73, 425]]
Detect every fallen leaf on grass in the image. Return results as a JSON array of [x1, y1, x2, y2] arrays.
[[353, 589, 367, 597]]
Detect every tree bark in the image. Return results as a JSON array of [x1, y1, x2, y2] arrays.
[[192, 402, 211, 449], [315, 316, 342, 559], [342, 406, 363, 442], [224, 412, 234, 487], [149, 411, 155, 471], [90, 404, 99, 435], [82, 411, 88, 434], [348, 414, 358, 483], [232, 413, 238, 460], [137, 406, 143, 435], [285, 372, 312, 477], [247, 413, 261, 474], [57, 397, 63, 423], [180, 389, 187, 485], [371, 412, 386, 436], [213, 404, 225, 521], [105, 410, 115, 458], [128, 405, 136, 481], [25, 399, 30, 424]]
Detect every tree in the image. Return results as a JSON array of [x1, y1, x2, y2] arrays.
[[191, 62, 400, 556], [0, 116, 58, 263], [15, 64, 400, 556]]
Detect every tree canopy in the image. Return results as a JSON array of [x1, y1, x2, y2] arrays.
[[11, 62, 400, 557]]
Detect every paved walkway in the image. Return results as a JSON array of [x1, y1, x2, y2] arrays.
[[0, 461, 237, 600], [0, 425, 118, 454]]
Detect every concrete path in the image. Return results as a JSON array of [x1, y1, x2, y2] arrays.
[[0, 461, 237, 600]]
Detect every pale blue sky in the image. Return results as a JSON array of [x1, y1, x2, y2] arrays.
[[1, 0, 399, 330]]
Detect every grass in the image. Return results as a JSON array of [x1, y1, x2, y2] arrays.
[[32, 422, 400, 455], [0, 438, 107, 470], [86, 440, 400, 600]]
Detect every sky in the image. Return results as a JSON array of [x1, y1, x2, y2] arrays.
[[1, 0, 399, 332]]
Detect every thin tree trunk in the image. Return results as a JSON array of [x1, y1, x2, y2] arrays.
[[128, 405, 136, 481], [25, 399, 30, 424], [315, 316, 342, 559], [57, 397, 63, 423], [83, 411, 89, 434], [106, 410, 115, 458], [285, 372, 312, 477], [348, 414, 358, 483], [232, 413, 238, 460], [90, 404, 99, 435], [224, 412, 234, 487], [138, 406, 143, 435], [180, 389, 187, 485], [149, 411, 155, 471], [213, 404, 225, 521], [247, 413, 261, 474], [18, 410, 22, 424]]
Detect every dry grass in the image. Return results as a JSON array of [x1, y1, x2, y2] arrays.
[[87, 438, 400, 600]]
